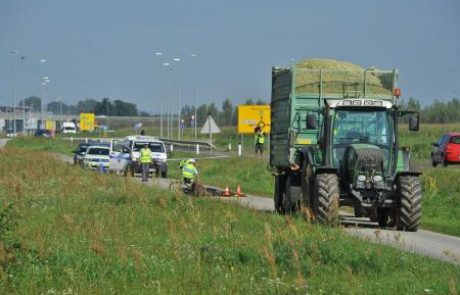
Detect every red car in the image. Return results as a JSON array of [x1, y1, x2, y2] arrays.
[[431, 132, 460, 167]]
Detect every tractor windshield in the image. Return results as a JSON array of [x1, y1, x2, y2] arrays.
[[331, 109, 394, 169]]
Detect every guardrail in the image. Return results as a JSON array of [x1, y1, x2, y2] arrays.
[[62, 137, 218, 152]]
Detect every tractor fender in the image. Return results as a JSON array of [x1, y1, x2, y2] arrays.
[[395, 171, 422, 178]]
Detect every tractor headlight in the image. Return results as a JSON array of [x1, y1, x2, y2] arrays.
[[372, 175, 383, 182], [357, 175, 366, 182]]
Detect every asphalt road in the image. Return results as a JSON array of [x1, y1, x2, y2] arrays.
[[3, 139, 459, 266]]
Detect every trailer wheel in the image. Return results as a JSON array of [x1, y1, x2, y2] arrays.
[[313, 174, 340, 226], [396, 176, 422, 231], [274, 175, 286, 214]]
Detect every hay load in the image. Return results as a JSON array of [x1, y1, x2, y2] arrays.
[[294, 58, 393, 97]]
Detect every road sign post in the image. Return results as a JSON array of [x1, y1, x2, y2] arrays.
[[200, 116, 220, 154]]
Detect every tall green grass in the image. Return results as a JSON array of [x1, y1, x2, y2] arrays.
[[0, 148, 459, 293]]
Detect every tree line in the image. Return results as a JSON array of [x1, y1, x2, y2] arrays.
[[17, 96, 267, 127], [399, 97, 460, 123], [18, 96, 142, 117]]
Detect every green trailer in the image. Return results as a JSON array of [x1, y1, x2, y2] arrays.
[[270, 61, 422, 231]]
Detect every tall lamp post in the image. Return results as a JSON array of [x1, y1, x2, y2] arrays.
[[42, 77, 50, 128], [155, 52, 163, 137], [19, 56, 26, 134], [191, 53, 197, 139], [162, 62, 171, 138], [10, 50, 18, 134], [39, 59, 47, 129], [173, 57, 181, 140]]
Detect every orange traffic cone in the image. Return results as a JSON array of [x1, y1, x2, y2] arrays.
[[222, 186, 232, 197], [236, 184, 245, 197]]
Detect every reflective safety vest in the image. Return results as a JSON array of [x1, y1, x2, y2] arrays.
[[140, 148, 152, 164], [182, 163, 198, 179], [255, 132, 265, 144]]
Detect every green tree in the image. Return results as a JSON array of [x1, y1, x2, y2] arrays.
[[19, 96, 41, 112], [221, 98, 234, 126]]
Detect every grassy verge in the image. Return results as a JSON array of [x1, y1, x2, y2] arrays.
[[0, 148, 459, 293], [422, 168, 460, 236], [6, 137, 77, 156]]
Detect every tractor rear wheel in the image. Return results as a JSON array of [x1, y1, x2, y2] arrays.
[[283, 176, 296, 214], [396, 176, 422, 231], [274, 175, 286, 214], [313, 174, 340, 226]]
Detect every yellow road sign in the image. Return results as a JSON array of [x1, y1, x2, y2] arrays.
[[80, 113, 95, 132], [237, 105, 271, 134]]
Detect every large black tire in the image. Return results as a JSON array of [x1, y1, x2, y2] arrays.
[[301, 156, 314, 208], [396, 176, 422, 231], [274, 175, 286, 214], [313, 174, 340, 226], [283, 176, 295, 214], [161, 171, 167, 178]]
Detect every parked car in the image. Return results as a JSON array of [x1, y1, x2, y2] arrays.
[[124, 135, 168, 178], [34, 129, 53, 138], [5, 128, 17, 138], [72, 142, 91, 165], [431, 132, 460, 167], [82, 145, 110, 171]]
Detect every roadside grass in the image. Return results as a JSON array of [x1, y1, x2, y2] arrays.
[[0, 148, 459, 293], [6, 137, 77, 156], [421, 168, 460, 236]]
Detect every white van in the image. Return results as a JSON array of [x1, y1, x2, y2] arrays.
[[62, 122, 77, 134], [124, 135, 168, 178]]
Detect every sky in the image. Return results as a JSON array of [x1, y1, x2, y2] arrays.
[[0, 0, 459, 113]]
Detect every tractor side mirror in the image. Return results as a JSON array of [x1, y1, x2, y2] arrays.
[[408, 116, 419, 131], [306, 114, 317, 130]]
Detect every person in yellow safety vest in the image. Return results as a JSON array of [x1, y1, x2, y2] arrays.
[[254, 126, 265, 156], [140, 143, 152, 182], [182, 158, 198, 192]]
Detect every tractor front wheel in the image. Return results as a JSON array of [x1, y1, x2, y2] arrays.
[[396, 176, 422, 231], [313, 174, 340, 226]]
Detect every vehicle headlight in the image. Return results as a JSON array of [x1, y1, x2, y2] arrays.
[[357, 175, 366, 182], [372, 175, 383, 182]]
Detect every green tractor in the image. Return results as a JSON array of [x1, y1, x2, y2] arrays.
[[270, 60, 422, 231]]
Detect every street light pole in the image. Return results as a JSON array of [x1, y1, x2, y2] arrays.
[[191, 53, 197, 139], [155, 52, 163, 137], [173, 58, 181, 140], [18, 55, 26, 134], [40, 59, 47, 129], [162, 62, 171, 139], [10, 50, 18, 134]]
